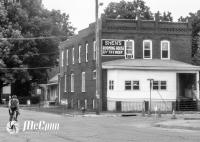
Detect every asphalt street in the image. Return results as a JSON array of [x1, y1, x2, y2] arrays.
[[0, 107, 200, 142]]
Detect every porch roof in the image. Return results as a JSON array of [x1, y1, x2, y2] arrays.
[[48, 74, 58, 86], [102, 59, 200, 71]]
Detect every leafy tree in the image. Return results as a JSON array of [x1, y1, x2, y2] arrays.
[[155, 11, 173, 22], [178, 10, 200, 59], [0, 0, 75, 100], [103, 0, 154, 20]]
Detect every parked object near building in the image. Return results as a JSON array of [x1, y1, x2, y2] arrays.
[[58, 17, 200, 112]]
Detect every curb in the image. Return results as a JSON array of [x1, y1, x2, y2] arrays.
[[154, 123, 200, 131]]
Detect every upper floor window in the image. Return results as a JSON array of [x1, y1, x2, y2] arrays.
[[86, 43, 88, 62], [125, 80, 140, 90], [61, 50, 64, 67], [125, 40, 134, 59], [66, 49, 69, 66], [93, 41, 96, 60], [143, 40, 152, 59], [161, 40, 170, 59], [78, 45, 81, 63], [64, 74, 67, 92], [71, 73, 74, 92], [125, 81, 131, 90], [82, 72, 86, 92], [72, 48, 74, 64], [152, 80, 167, 90]]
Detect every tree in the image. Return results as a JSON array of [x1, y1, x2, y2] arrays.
[[178, 10, 200, 59], [103, 0, 154, 20], [155, 11, 173, 22], [0, 0, 75, 100]]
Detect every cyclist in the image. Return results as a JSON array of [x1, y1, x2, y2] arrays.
[[8, 95, 20, 123]]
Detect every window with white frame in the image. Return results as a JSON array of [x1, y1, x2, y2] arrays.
[[85, 99, 87, 109], [161, 40, 170, 59], [71, 73, 74, 92], [133, 81, 140, 90], [64, 74, 67, 92], [82, 72, 86, 92], [66, 49, 69, 65], [109, 80, 114, 90], [72, 48, 74, 64], [152, 80, 167, 90], [125, 40, 134, 59], [160, 81, 167, 90], [143, 40, 152, 59], [93, 40, 96, 60], [93, 70, 96, 80], [125, 81, 131, 90], [86, 43, 88, 62], [61, 50, 64, 67], [78, 45, 81, 63]]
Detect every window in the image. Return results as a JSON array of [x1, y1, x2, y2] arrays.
[[133, 81, 139, 90], [86, 43, 88, 62], [125, 81, 131, 90], [109, 80, 114, 90], [93, 70, 96, 79], [72, 48, 74, 64], [153, 81, 159, 90], [161, 40, 170, 59], [78, 100, 80, 109], [92, 99, 95, 109], [78, 45, 81, 63], [160, 81, 167, 90], [143, 40, 152, 59], [66, 49, 69, 65], [85, 99, 87, 109], [61, 50, 64, 67], [125, 40, 134, 59], [64, 74, 67, 92], [93, 41, 96, 60], [152, 80, 167, 90], [71, 73, 74, 92], [82, 72, 86, 92]]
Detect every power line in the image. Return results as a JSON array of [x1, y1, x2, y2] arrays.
[[0, 66, 54, 70], [0, 36, 67, 41]]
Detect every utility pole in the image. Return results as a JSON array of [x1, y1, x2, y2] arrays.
[[147, 79, 154, 115], [95, 0, 101, 115]]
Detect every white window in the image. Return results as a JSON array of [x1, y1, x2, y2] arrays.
[[109, 80, 114, 90], [125, 81, 131, 90], [86, 43, 88, 62], [66, 49, 69, 65], [152, 80, 167, 90], [85, 99, 87, 109], [82, 72, 86, 92], [125, 40, 134, 59], [161, 40, 170, 59], [71, 73, 74, 92], [64, 74, 67, 92], [143, 40, 152, 59], [72, 48, 74, 64], [78, 45, 81, 63], [61, 50, 64, 67], [160, 81, 167, 90], [133, 81, 140, 90], [93, 41, 96, 60], [93, 99, 95, 109], [93, 70, 96, 80]]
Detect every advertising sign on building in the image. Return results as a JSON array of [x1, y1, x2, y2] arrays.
[[102, 39, 125, 56]]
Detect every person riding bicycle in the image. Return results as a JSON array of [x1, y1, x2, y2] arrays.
[[8, 95, 20, 122]]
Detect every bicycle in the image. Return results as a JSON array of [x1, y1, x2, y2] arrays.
[[6, 109, 20, 134]]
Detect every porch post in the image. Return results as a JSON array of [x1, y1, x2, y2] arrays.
[[196, 71, 199, 100]]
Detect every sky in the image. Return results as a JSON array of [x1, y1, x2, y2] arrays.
[[42, 0, 200, 33]]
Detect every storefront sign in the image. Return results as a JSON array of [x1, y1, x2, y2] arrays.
[[102, 39, 125, 56]]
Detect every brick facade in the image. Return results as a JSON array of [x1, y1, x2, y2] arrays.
[[59, 18, 192, 111]]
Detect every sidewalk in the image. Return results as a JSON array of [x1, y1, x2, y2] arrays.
[[154, 112, 200, 131]]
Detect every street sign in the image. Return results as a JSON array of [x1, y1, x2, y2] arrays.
[[102, 39, 125, 56]]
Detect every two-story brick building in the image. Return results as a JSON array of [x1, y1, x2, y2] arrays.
[[58, 17, 200, 112]]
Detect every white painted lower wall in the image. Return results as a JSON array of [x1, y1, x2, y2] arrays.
[[107, 69, 177, 111]]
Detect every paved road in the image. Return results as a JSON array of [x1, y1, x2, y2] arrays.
[[0, 107, 200, 142]]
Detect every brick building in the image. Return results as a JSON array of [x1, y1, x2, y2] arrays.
[[58, 17, 200, 112]]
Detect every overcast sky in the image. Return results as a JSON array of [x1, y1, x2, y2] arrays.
[[42, 0, 200, 33]]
